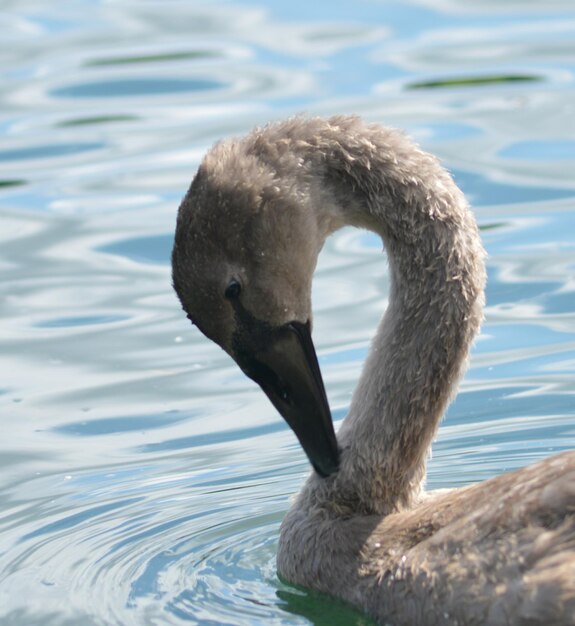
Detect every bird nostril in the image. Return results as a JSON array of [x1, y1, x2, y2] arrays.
[[279, 385, 292, 405]]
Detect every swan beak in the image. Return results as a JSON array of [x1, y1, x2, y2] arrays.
[[235, 320, 340, 477]]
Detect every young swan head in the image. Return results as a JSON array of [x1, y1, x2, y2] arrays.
[[172, 137, 339, 477]]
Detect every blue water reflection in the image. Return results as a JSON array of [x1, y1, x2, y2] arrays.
[[0, 142, 105, 162], [52, 78, 225, 99], [453, 169, 575, 206], [500, 140, 575, 161], [99, 235, 173, 265]]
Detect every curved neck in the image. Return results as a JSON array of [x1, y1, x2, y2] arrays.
[[273, 118, 486, 517]]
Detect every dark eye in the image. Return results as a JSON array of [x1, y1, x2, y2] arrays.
[[224, 279, 242, 299]]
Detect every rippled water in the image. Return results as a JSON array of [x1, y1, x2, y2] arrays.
[[1, 0, 575, 624]]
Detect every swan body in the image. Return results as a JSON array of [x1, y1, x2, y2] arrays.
[[172, 116, 575, 625]]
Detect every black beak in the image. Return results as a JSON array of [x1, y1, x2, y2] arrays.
[[234, 320, 339, 477]]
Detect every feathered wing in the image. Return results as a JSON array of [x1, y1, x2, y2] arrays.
[[357, 451, 575, 625]]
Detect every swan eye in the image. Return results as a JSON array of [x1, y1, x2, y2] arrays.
[[224, 279, 242, 300]]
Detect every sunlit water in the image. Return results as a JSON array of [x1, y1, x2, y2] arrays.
[[1, 0, 575, 624]]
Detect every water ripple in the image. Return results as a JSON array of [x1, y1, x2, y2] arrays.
[[52, 77, 226, 99]]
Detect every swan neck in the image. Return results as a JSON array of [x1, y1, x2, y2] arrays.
[[291, 120, 486, 516]]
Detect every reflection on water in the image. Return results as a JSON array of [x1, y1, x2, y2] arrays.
[[0, 142, 105, 162], [500, 139, 575, 161], [52, 77, 226, 99], [1, 0, 575, 624], [99, 234, 173, 265], [408, 74, 542, 89]]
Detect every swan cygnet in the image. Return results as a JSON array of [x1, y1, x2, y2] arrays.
[[172, 116, 575, 625]]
